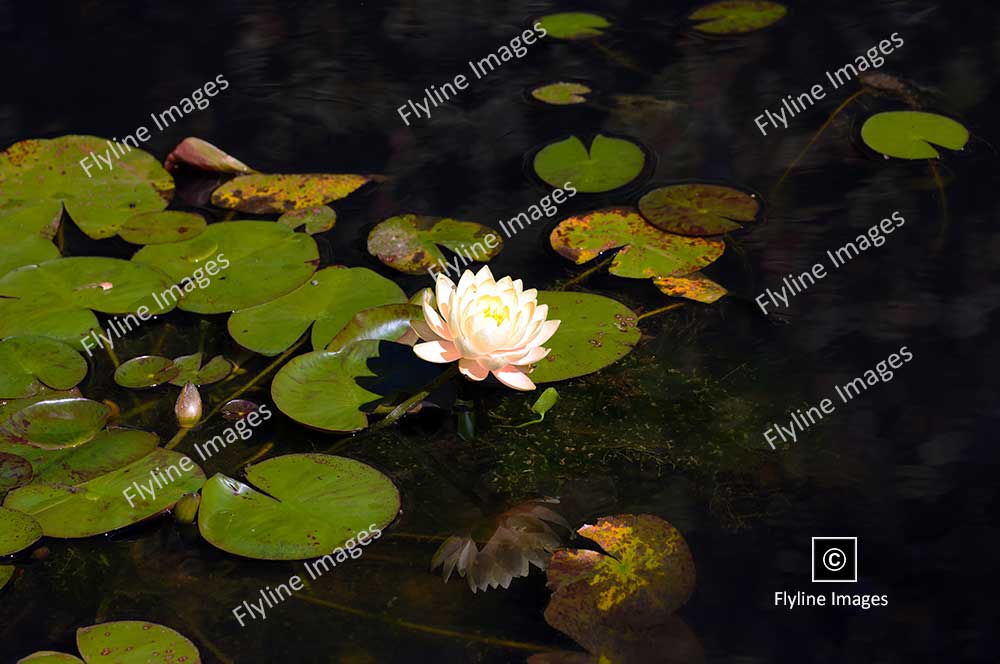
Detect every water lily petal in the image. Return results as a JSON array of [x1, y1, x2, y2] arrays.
[[494, 365, 536, 391], [414, 340, 460, 363], [459, 358, 490, 380]]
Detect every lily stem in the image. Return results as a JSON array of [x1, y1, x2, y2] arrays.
[[637, 302, 685, 321], [369, 365, 460, 432], [558, 256, 613, 290]]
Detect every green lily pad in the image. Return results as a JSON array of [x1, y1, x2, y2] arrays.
[[544, 515, 695, 647], [0, 225, 59, 279], [0, 428, 158, 486], [113, 355, 180, 389], [117, 211, 207, 245], [0, 505, 42, 555], [132, 221, 318, 314], [531, 82, 592, 105], [3, 448, 204, 538], [861, 111, 970, 160], [0, 451, 32, 492], [536, 12, 610, 39], [0, 135, 174, 240], [1, 565, 14, 590], [278, 205, 338, 234], [530, 292, 640, 383], [551, 207, 725, 279], [229, 266, 406, 355], [0, 336, 88, 399], [198, 453, 399, 560], [325, 304, 421, 352], [653, 272, 727, 303], [367, 214, 503, 275], [76, 621, 201, 664], [638, 184, 759, 236], [0, 398, 111, 450], [17, 653, 84, 663], [211, 173, 373, 214], [0, 257, 176, 345], [688, 1, 787, 34], [533, 135, 645, 193], [0, 387, 81, 422], [168, 353, 233, 386]]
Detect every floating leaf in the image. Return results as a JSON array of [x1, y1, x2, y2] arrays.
[[165, 136, 256, 175], [0, 257, 175, 345], [278, 205, 337, 234], [198, 453, 399, 560], [530, 292, 640, 383], [169, 353, 233, 386], [132, 221, 318, 314], [533, 135, 645, 193], [0, 336, 88, 399], [0, 505, 42, 555], [76, 621, 201, 664], [0, 451, 32, 492], [211, 173, 372, 214], [688, 1, 787, 34], [229, 266, 406, 355], [0, 135, 173, 239], [638, 184, 759, 236], [861, 111, 970, 159], [531, 387, 560, 418], [0, 398, 111, 450], [113, 355, 180, 389], [653, 272, 727, 303], [367, 214, 503, 275], [536, 12, 610, 39], [531, 82, 592, 105], [220, 399, 260, 421], [4, 448, 204, 537], [0, 225, 59, 279], [117, 210, 207, 245], [17, 653, 84, 664], [544, 515, 696, 649], [0, 429, 158, 486], [550, 207, 725, 278], [325, 304, 422, 352]]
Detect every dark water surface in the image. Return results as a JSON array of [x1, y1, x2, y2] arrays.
[[2, 1, 998, 662]]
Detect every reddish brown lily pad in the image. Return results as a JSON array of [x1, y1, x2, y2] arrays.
[[165, 137, 256, 175], [638, 184, 759, 236], [653, 272, 727, 303], [211, 173, 372, 214]]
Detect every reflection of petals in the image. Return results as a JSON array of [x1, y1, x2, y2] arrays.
[[413, 341, 460, 363], [494, 365, 535, 391]]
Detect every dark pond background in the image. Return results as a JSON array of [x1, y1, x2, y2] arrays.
[[2, 1, 998, 662]]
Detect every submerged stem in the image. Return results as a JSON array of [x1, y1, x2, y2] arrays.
[[929, 160, 950, 252], [558, 256, 613, 290], [637, 302, 685, 321]]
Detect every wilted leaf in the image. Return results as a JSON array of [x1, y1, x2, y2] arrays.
[[653, 272, 727, 303], [861, 111, 970, 160], [536, 13, 610, 39], [165, 136, 255, 175], [533, 136, 645, 193], [169, 353, 233, 386], [117, 210, 207, 245], [0, 336, 87, 399], [0, 398, 111, 450], [688, 1, 787, 34], [278, 205, 337, 234], [532, 82, 592, 105], [367, 214, 503, 275], [211, 173, 372, 213], [638, 184, 759, 236], [113, 355, 180, 389]]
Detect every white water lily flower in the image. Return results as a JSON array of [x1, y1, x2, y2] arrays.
[[412, 266, 560, 391]]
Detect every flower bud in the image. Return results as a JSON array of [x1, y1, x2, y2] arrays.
[[174, 492, 201, 524], [175, 382, 202, 428]]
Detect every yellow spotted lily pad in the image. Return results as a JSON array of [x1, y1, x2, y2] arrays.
[[653, 272, 727, 303], [368, 214, 503, 275], [638, 184, 759, 236], [211, 173, 373, 214]]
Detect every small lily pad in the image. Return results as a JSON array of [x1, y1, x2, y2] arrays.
[[638, 184, 759, 236], [211, 173, 373, 214], [533, 135, 645, 193], [0, 451, 32, 492], [198, 453, 399, 560], [653, 272, 727, 303], [367, 214, 503, 275], [861, 111, 970, 159], [278, 205, 337, 234], [221, 400, 260, 421], [76, 621, 201, 664], [169, 353, 233, 386], [117, 210, 207, 245], [17, 653, 85, 664], [531, 82, 592, 105], [689, 1, 787, 34], [113, 355, 180, 389], [0, 398, 112, 450], [0, 505, 42, 556], [536, 12, 610, 40], [0, 336, 88, 399]]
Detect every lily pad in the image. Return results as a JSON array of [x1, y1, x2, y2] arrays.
[[117, 211, 207, 245], [688, 1, 787, 34], [531, 82, 592, 105], [551, 207, 725, 278], [168, 353, 233, 386], [0, 429, 158, 486], [533, 135, 645, 193], [198, 453, 399, 560], [0, 451, 32, 492], [1, 565, 14, 590], [536, 12, 610, 40], [17, 653, 84, 663], [0, 505, 42, 555], [0, 257, 176, 345], [278, 205, 337, 234], [638, 184, 759, 236], [0, 225, 59, 279], [0, 336, 88, 399], [861, 111, 970, 159], [325, 304, 422, 352], [221, 399, 260, 421], [4, 448, 204, 538], [132, 221, 318, 314], [229, 266, 406, 355], [211, 173, 373, 214], [653, 272, 727, 303], [76, 621, 201, 664], [113, 355, 180, 389], [367, 214, 503, 275], [0, 135, 174, 239], [530, 292, 640, 383], [0, 398, 111, 450], [544, 515, 696, 647]]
